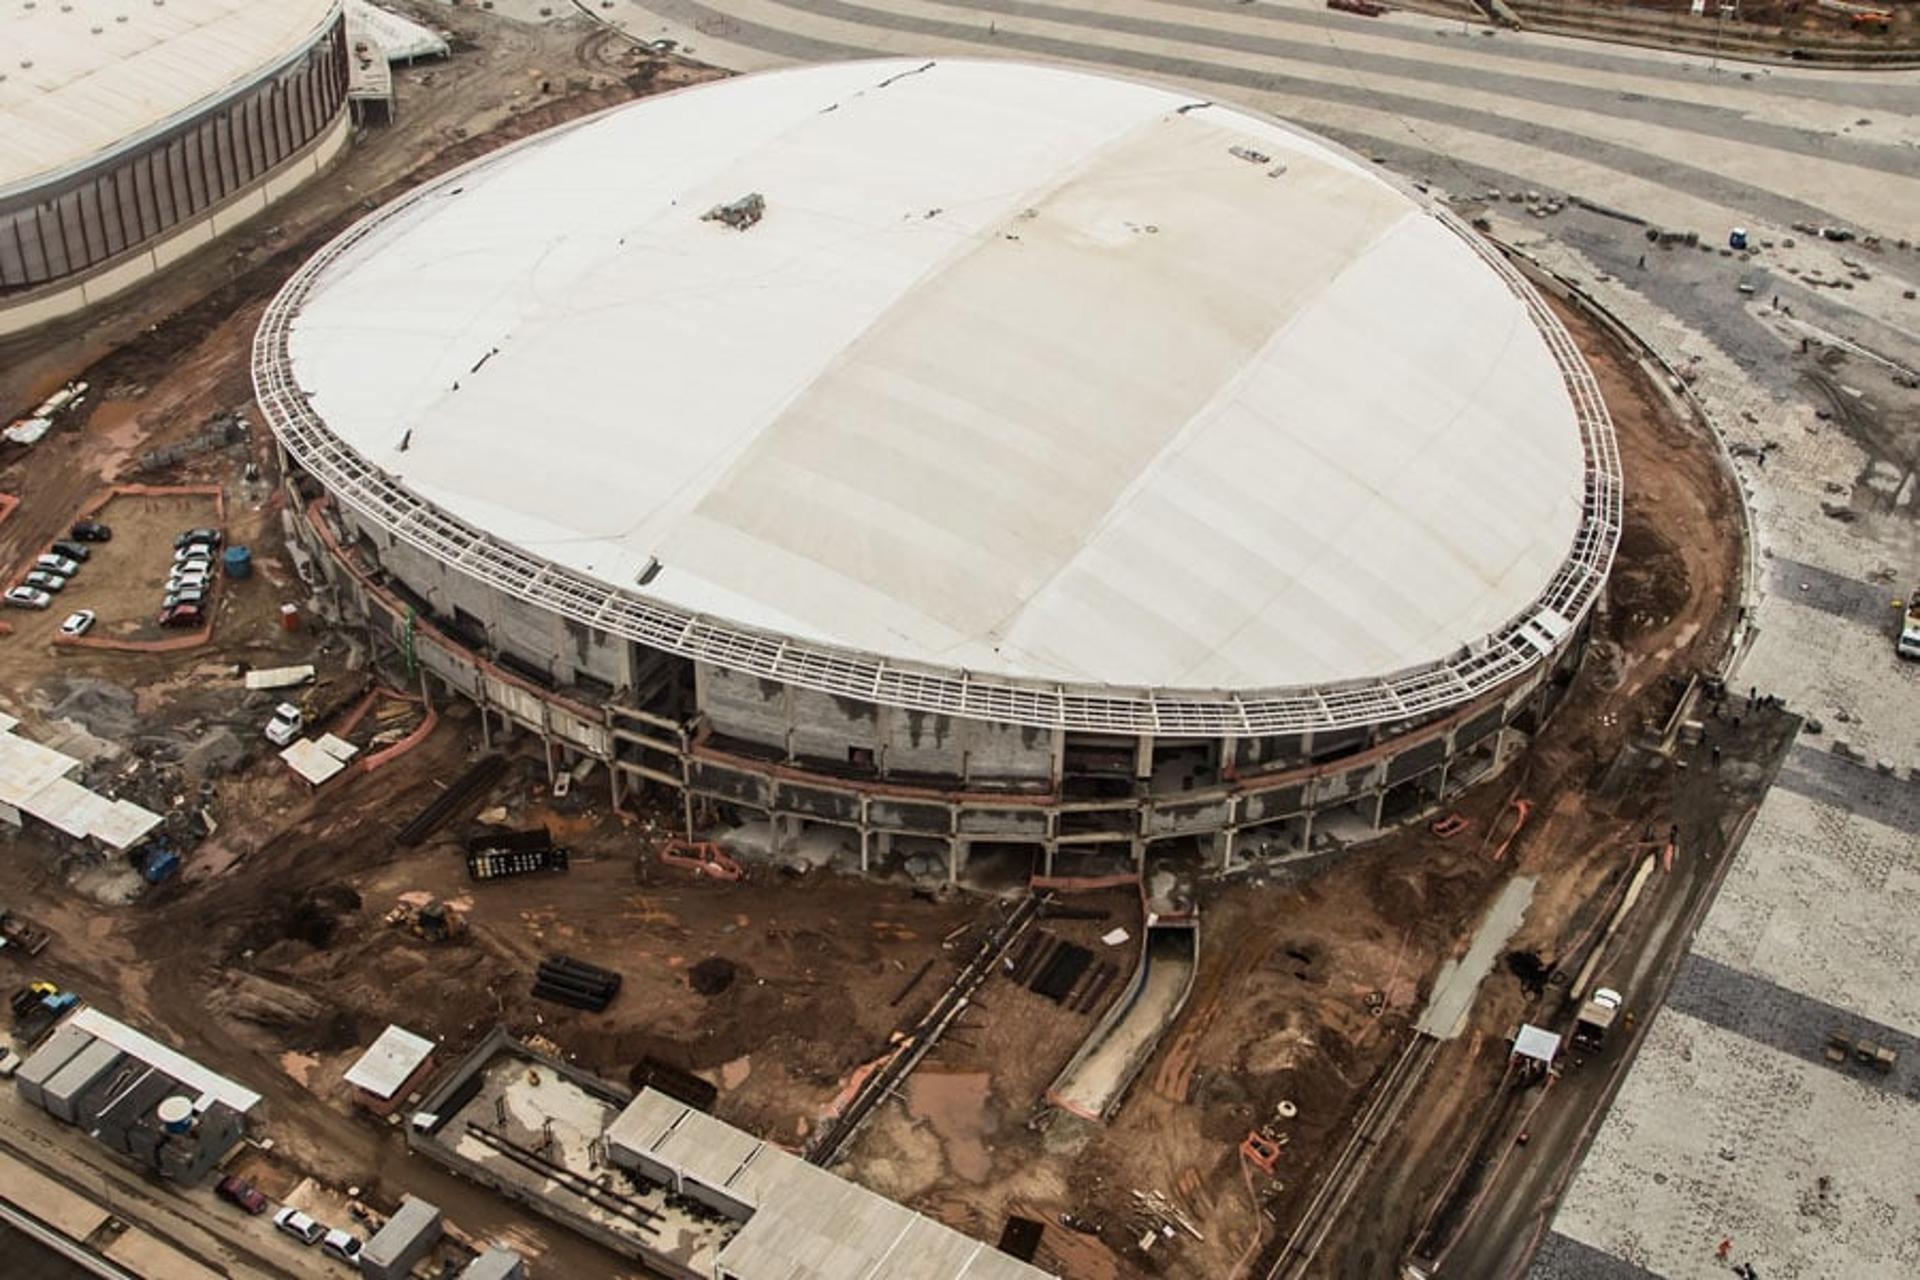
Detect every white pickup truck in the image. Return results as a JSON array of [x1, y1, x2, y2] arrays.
[[1899, 593, 1920, 660], [264, 703, 305, 746]]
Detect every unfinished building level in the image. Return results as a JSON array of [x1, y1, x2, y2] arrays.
[[255, 59, 1621, 880]]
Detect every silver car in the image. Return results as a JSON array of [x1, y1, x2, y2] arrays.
[[5, 586, 51, 610]]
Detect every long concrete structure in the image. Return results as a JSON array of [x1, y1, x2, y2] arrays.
[[257, 60, 1620, 879], [0, 0, 349, 335]]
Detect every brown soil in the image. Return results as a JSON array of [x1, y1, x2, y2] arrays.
[[0, 16, 1746, 1278], [839, 295, 1746, 1278]]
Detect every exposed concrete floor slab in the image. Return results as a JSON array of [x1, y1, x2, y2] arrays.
[[1417, 875, 1534, 1040]]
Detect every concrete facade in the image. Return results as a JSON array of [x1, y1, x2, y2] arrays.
[[291, 487, 1589, 881]]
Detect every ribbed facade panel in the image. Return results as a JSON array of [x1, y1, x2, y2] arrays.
[[0, 15, 347, 291]]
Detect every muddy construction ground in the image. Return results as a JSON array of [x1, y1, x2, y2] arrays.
[[0, 11, 1751, 1280]]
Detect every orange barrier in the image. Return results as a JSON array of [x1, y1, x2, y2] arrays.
[[1029, 872, 1140, 893], [361, 705, 440, 774]]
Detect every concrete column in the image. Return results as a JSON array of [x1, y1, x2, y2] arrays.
[[1049, 732, 1066, 791], [1042, 839, 1056, 877], [1371, 789, 1386, 830], [1130, 835, 1145, 869], [681, 788, 695, 840], [859, 826, 870, 875], [949, 838, 966, 884]]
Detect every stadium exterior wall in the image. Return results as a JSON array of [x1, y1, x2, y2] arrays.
[[0, 10, 350, 336], [255, 81, 1619, 881], [283, 487, 1590, 881]]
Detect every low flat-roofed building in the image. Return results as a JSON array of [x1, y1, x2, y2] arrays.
[[358, 1195, 442, 1280], [458, 1248, 528, 1280], [607, 1089, 1051, 1279], [15, 1009, 257, 1183], [345, 1024, 436, 1115]]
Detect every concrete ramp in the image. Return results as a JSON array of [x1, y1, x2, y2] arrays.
[[1046, 926, 1199, 1122]]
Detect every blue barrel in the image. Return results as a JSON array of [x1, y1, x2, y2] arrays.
[[143, 846, 180, 884], [222, 545, 252, 579]]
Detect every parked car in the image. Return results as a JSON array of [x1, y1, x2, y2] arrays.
[[157, 602, 205, 629], [23, 571, 66, 592], [161, 587, 207, 610], [35, 554, 79, 577], [215, 1175, 268, 1215], [320, 1229, 362, 1263], [273, 1207, 325, 1246], [49, 540, 90, 563], [69, 519, 111, 542], [166, 567, 211, 592], [173, 544, 216, 565], [4, 586, 51, 610], [175, 528, 223, 550], [58, 610, 95, 637]]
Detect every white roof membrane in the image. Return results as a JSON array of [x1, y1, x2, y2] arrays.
[[280, 59, 1602, 698]]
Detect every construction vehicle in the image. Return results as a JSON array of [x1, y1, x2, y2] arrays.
[[264, 702, 305, 746], [383, 898, 468, 942], [658, 839, 745, 882], [1898, 592, 1920, 660], [10, 982, 77, 1042], [0, 906, 51, 957], [1571, 987, 1623, 1052]]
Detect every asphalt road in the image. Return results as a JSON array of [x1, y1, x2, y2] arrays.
[[1423, 711, 1800, 1280]]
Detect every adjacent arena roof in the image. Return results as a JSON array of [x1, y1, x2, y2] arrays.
[[263, 60, 1618, 728], [0, 0, 339, 195]]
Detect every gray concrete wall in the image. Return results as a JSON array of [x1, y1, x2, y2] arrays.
[[788, 687, 881, 763], [698, 663, 789, 752], [966, 720, 1054, 783]]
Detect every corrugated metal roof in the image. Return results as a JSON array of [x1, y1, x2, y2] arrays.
[[69, 1007, 261, 1115], [0, 0, 340, 195], [284, 59, 1590, 696], [0, 725, 161, 850], [606, 1089, 1053, 1279]]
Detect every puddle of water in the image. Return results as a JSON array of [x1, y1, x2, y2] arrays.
[[906, 1070, 993, 1182]]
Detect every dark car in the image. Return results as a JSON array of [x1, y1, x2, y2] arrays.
[[69, 520, 112, 542], [48, 540, 90, 563], [216, 1175, 268, 1215], [175, 527, 223, 551], [157, 602, 205, 629]]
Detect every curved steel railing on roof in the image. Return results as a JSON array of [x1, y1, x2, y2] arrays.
[[251, 158, 1619, 739]]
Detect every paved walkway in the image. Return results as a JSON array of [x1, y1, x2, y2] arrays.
[[589, 0, 1920, 250]]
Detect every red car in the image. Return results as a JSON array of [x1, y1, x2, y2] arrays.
[[157, 602, 205, 629], [216, 1174, 268, 1215]]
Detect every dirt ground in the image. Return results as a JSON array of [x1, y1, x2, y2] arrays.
[[0, 10, 1749, 1280], [6, 492, 221, 639], [838, 292, 1747, 1280]]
